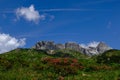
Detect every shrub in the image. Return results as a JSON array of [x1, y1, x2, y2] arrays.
[[0, 58, 12, 70], [41, 57, 84, 76]]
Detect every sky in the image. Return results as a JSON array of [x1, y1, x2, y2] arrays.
[[0, 0, 120, 53]]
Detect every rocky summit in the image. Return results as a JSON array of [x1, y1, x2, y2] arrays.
[[33, 41, 112, 56]]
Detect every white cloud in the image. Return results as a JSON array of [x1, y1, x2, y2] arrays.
[[16, 5, 45, 23], [0, 33, 26, 54], [80, 41, 99, 48]]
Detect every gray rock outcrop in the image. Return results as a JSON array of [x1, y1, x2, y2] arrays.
[[55, 44, 65, 50], [34, 41, 56, 50], [97, 42, 112, 53], [33, 41, 112, 56], [81, 47, 99, 56], [65, 42, 80, 51]]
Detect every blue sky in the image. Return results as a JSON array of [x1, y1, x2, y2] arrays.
[[0, 0, 120, 52]]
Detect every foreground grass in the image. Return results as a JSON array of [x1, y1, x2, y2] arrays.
[[0, 48, 120, 80]]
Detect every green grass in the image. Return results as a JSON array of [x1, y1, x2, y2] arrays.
[[0, 48, 120, 80]]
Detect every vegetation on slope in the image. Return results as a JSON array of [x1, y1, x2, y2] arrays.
[[0, 48, 120, 80], [97, 49, 120, 64]]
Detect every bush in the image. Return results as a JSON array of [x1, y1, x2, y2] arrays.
[[0, 58, 12, 71], [41, 57, 84, 76]]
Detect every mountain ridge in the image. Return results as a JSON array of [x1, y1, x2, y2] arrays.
[[32, 41, 112, 56]]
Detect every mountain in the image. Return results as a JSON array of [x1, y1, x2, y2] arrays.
[[0, 47, 120, 80], [97, 42, 112, 53], [33, 41, 112, 56]]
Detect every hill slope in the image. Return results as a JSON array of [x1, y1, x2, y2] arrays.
[[97, 49, 120, 64], [0, 48, 120, 80]]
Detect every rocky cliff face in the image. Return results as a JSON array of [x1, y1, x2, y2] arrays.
[[34, 41, 56, 50], [65, 42, 81, 51], [97, 42, 112, 53], [33, 41, 112, 56]]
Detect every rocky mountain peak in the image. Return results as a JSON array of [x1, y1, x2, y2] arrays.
[[97, 42, 112, 53], [33, 41, 112, 56]]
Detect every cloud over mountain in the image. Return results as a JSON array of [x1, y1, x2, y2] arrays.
[[16, 5, 45, 23], [80, 41, 100, 48], [0, 33, 26, 54]]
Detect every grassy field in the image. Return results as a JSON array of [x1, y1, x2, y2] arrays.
[[0, 48, 120, 80]]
